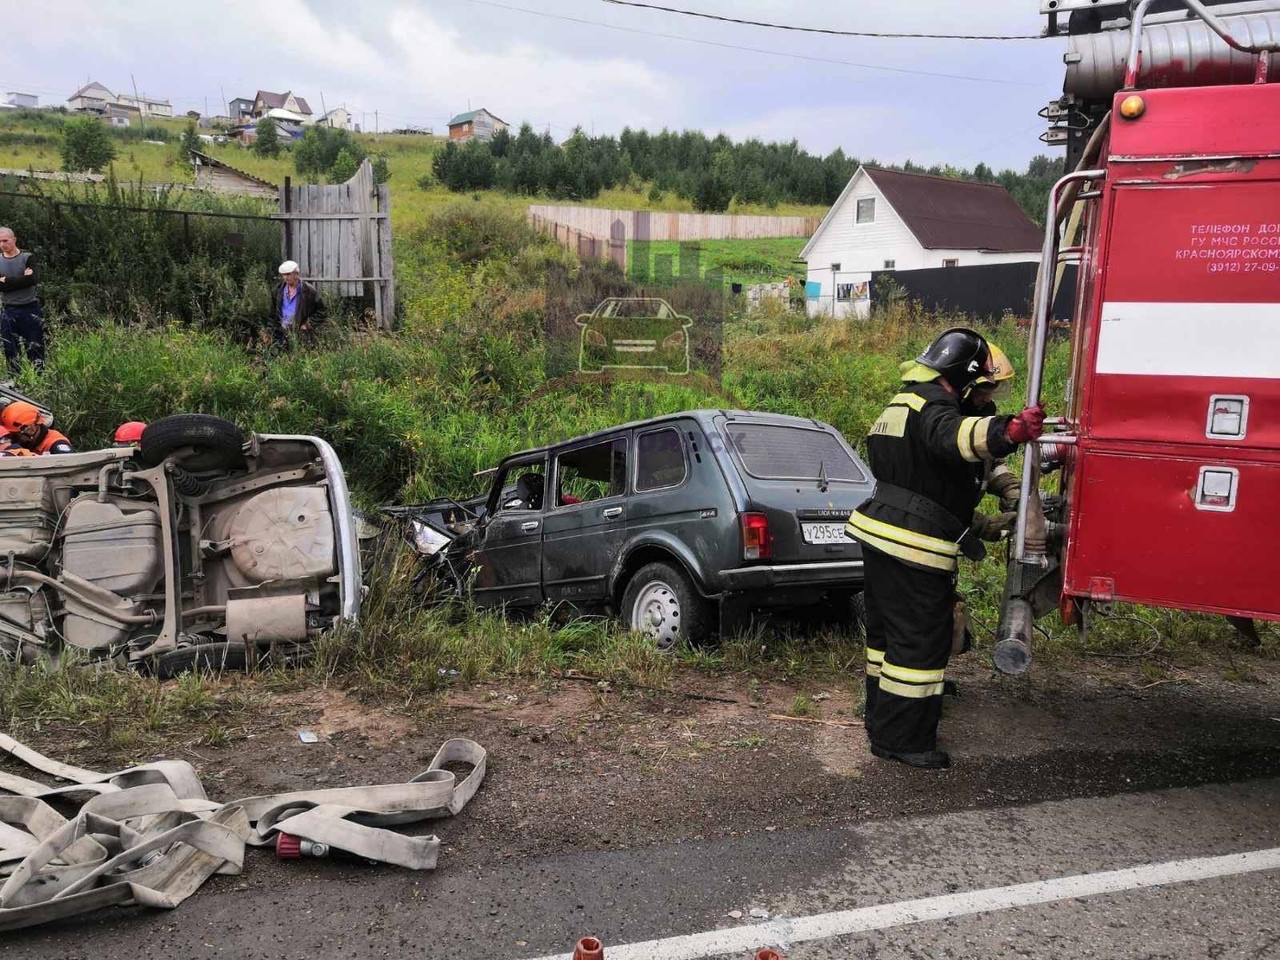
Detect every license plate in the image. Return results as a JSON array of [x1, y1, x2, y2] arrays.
[[802, 522, 847, 545]]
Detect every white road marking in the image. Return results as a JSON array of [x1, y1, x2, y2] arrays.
[[525, 846, 1280, 960]]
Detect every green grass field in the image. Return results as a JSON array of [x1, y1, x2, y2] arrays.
[[627, 237, 808, 286]]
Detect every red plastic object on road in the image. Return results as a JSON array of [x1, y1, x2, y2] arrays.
[[275, 833, 302, 858], [572, 937, 604, 960], [755, 950, 784, 960]]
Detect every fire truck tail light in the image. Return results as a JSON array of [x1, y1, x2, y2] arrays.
[[741, 512, 773, 561], [1119, 95, 1146, 119]]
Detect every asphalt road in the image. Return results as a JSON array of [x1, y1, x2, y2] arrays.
[[6, 773, 1279, 959]]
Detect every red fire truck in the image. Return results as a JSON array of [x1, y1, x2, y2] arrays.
[[994, 0, 1280, 672]]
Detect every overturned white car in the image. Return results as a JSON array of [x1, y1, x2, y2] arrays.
[[0, 414, 361, 676]]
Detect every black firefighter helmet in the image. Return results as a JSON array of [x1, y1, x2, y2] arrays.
[[915, 327, 994, 394]]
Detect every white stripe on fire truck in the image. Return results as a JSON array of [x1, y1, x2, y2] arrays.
[[1096, 302, 1280, 379]]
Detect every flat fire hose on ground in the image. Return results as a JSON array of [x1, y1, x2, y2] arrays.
[[0, 732, 487, 932]]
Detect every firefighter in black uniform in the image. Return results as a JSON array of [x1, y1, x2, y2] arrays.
[[846, 328, 1044, 769]]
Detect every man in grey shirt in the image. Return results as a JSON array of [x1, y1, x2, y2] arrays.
[[0, 226, 44, 372]]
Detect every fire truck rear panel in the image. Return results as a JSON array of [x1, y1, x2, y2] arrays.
[[1061, 83, 1280, 620]]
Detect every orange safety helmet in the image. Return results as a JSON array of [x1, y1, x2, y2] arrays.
[[0, 401, 42, 433], [113, 421, 147, 446]]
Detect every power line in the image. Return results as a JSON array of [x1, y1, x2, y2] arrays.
[[456, 0, 1038, 87], [600, 0, 1043, 41]]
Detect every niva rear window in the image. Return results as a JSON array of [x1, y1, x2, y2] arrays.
[[725, 424, 865, 482]]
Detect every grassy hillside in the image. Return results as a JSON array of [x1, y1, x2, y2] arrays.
[[0, 111, 828, 234]]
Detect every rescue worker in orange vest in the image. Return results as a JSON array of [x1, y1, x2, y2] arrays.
[[113, 421, 147, 448], [0, 401, 73, 455], [0, 426, 35, 457], [846, 328, 1044, 769]]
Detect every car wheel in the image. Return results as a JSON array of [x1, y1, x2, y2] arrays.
[[139, 414, 245, 473], [621, 561, 710, 652]]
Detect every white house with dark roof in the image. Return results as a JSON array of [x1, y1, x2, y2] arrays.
[[800, 166, 1043, 318]]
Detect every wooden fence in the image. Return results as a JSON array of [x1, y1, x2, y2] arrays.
[[529, 213, 627, 271], [274, 159, 395, 329], [527, 205, 819, 242]]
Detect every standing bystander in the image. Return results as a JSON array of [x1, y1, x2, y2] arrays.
[[271, 260, 326, 350], [0, 227, 44, 372]]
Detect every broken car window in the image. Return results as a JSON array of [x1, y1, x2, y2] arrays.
[[635, 428, 687, 492], [498, 463, 546, 511], [556, 437, 626, 506]]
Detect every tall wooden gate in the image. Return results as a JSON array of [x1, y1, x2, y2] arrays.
[[274, 159, 395, 330]]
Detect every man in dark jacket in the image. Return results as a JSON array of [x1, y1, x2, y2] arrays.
[[0, 227, 44, 372], [271, 260, 326, 349], [846, 328, 1044, 769]]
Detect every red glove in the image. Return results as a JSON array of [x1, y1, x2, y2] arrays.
[[1006, 404, 1046, 445]]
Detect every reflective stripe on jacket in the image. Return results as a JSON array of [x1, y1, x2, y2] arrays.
[[846, 382, 1015, 574]]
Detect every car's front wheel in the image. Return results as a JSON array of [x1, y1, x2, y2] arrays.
[[621, 561, 711, 652]]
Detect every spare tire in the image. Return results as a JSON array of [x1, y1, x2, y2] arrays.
[[139, 414, 245, 473]]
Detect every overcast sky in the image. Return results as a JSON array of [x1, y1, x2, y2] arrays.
[[10, 0, 1067, 171]]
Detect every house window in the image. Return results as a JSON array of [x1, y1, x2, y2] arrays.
[[883, 259, 896, 270], [837, 284, 854, 302], [943, 258, 959, 268], [856, 198, 875, 224]]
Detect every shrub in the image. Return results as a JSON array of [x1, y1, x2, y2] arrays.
[[329, 147, 359, 184], [60, 117, 116, 172], [0, 179, 278, 336], [295, 126, 365, 182], [253, 117, 281, 157]]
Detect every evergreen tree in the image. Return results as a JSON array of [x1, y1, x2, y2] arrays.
[[180, 120, 202, 161], [253, 117, 281, 158], [329, 148, 359, 184]]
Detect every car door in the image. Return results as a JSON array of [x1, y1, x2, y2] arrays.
[[542, 435, 628, 603], [471, 455, 547, 609]]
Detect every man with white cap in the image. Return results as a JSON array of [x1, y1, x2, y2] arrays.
[[271, 260, 326, 349]]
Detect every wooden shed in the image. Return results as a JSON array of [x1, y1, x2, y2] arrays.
[[190, 151, 279, 200]]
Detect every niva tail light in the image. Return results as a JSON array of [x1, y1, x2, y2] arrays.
[[741, 512, 773, 561]]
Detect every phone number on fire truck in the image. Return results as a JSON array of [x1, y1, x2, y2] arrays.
[[1207, 261, 1279, 273]]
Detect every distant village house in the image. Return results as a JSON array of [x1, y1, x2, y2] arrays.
[[66, 82, 116, 113], [116, 92, 173, 118], [447, 108, 508, 143], [66, 81, 172, 120], [2, 93, 38, 110], [252, 90, 313, 124], [316, 106, 350, 130], [228, 98, 255, 123]]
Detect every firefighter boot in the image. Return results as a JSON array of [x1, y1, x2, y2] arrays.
[[870, 744, 951, 769]]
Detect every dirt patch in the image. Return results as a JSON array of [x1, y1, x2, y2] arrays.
[[273, 688, 415, 748], [3, 653, 1278, 874]]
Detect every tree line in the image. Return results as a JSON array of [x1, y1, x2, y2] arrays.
[[428, 122, 1063, 222]]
